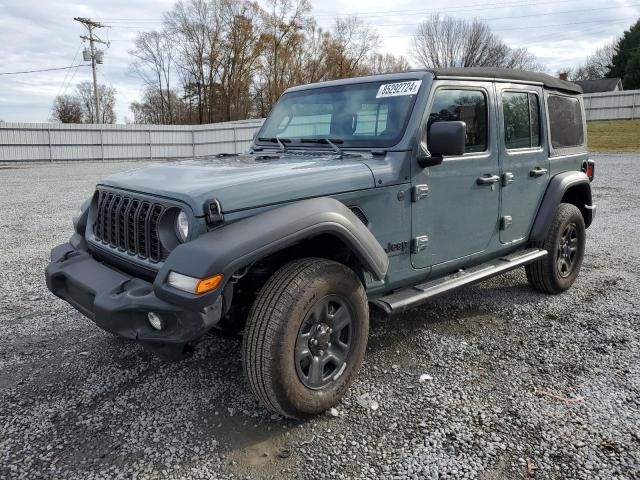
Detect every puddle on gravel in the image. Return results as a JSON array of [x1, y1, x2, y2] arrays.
[[218, 413, 297, 477]]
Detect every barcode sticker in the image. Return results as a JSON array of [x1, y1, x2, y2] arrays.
[[376, 80, 422, 98]]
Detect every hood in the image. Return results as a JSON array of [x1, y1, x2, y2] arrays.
[[99, 153, 375, 215]]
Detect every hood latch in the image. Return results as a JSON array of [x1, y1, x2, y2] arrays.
[[205, 198, 224, 227]]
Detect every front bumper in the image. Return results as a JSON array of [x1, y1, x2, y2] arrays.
[[45, 243, 222, 358]]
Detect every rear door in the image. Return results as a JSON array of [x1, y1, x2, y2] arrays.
[[496, 84, 550, 244], [411, 81, 500, 269]]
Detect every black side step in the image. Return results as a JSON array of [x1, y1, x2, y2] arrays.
[[371, 248, 547, 316]]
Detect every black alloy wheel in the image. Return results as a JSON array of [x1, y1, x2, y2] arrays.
[[294, 295, 353, 390]]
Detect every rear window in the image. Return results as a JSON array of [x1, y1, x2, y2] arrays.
[[547, 95, 584, 149]]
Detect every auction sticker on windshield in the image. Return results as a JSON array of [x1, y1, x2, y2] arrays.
[[376, 80, 422, 98]]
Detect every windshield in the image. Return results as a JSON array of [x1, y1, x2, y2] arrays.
[[256, 79, 422, 148]]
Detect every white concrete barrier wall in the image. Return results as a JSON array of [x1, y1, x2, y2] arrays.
[[0, 119, 265, 162], [584, 90, 640, 121]]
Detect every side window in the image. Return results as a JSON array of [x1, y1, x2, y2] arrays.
[[428, 89, 487, 153], [547, 94, 584, 149], [502, 91, 541, 149]]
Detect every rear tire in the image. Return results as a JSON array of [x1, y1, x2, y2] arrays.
[[526, 203, 585, 294], [242, 258, 369, 419]]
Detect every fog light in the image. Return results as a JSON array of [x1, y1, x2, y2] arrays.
[[147, 312, 164, 331]]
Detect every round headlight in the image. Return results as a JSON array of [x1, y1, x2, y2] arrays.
[[175, 211, 189, 242]]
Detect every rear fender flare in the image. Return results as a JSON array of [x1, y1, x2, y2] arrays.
[[530, 171, 593, 243]]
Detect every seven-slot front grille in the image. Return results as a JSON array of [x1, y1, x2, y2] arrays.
[[93, 189, 167, 262]]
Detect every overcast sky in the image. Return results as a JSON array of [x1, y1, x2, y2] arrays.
[[0, 0, 638, 123]]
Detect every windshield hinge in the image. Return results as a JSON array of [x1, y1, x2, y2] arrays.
[[411, 184, 430, 202], [325, 139, 343, 159]]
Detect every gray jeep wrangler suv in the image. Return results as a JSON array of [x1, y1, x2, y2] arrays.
[[46, 68, 595, 419]]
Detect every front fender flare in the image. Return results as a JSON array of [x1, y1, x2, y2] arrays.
[[530, 171, 593, 243], [154, 197, 388, 309]]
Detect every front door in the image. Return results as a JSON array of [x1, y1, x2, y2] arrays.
[[496, 84, 550, 244], [411, 81, 501, 269]]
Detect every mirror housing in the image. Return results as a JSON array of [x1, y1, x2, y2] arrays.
[[417, 121, 467, 168]]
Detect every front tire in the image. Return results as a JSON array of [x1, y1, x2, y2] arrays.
[[242, 258, 369, 419], [526, 203, 586, 294]]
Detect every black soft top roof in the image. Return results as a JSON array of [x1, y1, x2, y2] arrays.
[[428, 68, 582, 94]]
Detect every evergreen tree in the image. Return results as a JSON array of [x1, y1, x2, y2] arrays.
[[623, 50, 640, 90], [607, 19, 640, 88]]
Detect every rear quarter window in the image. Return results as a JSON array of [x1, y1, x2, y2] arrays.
[[547, 95, 584, 149]]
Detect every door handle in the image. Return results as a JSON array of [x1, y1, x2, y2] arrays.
[[529, 167, 548, 177], [476, 174, 501, 185]]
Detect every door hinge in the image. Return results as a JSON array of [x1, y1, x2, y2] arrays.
[[412, 235, 429, 254], [502, 172, 515, 186], [500, 216, 513, 230], [411, 184, 429, 202]]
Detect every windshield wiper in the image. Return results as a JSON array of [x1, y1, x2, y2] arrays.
[[300, 138, 346, 158], [257, 137, 291, 153]]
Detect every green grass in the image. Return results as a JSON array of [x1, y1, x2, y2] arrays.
[[588, 120, 640, 152]]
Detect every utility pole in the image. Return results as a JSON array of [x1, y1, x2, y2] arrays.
[[74, 17, 108, 123]]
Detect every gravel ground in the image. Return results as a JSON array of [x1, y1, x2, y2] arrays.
[[0, 154, 638, 480]]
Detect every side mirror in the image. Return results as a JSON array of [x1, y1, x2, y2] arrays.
[[417, 121, 467, 168]]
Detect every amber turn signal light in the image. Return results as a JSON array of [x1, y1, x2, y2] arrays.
[[167, 271, 224, 295], [195, 274, 224, 294]]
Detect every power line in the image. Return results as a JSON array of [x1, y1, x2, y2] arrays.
[[98, 0, 639, 23], [384, 17, 633, 38], [56, 41, 84, 99], [60, 63, 85, 97], [95, 0, 591, 22], [365, 4, 640, 28], [95, 3, 639, 35], [313, 0, 589, 17], [0, 64, 90, 75]]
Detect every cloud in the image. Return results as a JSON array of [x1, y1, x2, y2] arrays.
[[0, 0, 637, 123]]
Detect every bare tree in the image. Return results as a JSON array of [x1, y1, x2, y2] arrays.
[[589, 42, 617, 78], [218, 0, 264, 121], [256, 0, 312, 116], [294, 23, 332, 84], [131, 87, 188, 124], [564, 41, 617, 81], [130, 30, 176, 124], [327, 15, 380, 79], [130, 4, 551, 124], [164, 0, 225, 123], [51, 95, 83, 123], [75, 81, 117, 123], [412, 16, 541, 70], [369, 52, 411, 74]]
